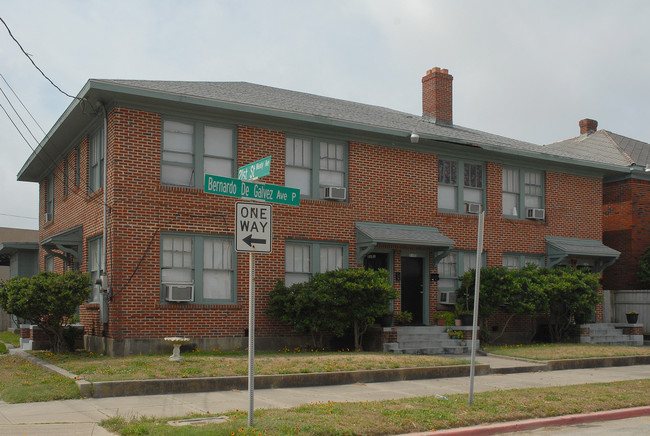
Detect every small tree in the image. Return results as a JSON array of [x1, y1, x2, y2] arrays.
[[638, 247, 650, 289], [267, 268, 397, 351], [0, 271, 92, 353]]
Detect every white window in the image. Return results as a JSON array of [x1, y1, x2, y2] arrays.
[[438, 159, 484, 212], [503, 167, 544, 217], [45, 174, 54, 220], [162, 121, 194, 187], [161, 236, 193, 284], [437, 253, 457, 290], [45, 255, 54, 272], [319, 141, 345, 187], [285, 241, 346, 285], [89, 127, 104, 193], [161, 234, 236, 303], [524, 170, 543, 209], [463, 163, 483, 204], [88, 236, 103, 303], [502, 167, 519, 216], [285, 136, 347, 199], [438, 251, 482, 290], [204, 126, 234, 178], [502, 255, 519, 270], [285, 243, 311, 286], [438, 160, 457, 210], [162, 120, 235, 188], [203, 238, 233, 300], [285, 137, 312, 196], [503, 254, 545, 269]]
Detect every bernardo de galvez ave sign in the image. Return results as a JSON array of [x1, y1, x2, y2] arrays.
[[204, 174, 300, 206]]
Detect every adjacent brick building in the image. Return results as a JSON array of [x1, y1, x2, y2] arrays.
[[18, 68, 625, 355], [546, 120, 650, 290]]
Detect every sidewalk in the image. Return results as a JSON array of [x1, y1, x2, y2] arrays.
[[0, 354, 649, 435]]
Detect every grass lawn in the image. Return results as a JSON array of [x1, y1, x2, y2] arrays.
[[0, 331, 20, 348], [101, 378, 650, 435], [484, 343, 650, 360], [32, 350, 469, 382], [0, 355, 80, 403]]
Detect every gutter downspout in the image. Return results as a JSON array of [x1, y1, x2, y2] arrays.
[[99, 103, 109, 324]]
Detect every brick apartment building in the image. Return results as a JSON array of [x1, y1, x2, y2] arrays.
[[17, 68, 625, 356], [546, 119, 650, 291]]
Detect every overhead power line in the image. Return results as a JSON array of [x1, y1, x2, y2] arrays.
[[0, 16, 78, 100]]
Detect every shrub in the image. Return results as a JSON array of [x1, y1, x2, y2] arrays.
[[0, 271, 92, 353], [268, 268, 397, 350], [638, 247, 650, 289]]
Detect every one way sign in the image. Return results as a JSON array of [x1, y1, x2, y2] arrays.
[[235, 202, 272, 253]]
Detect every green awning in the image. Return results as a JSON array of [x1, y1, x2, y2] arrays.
[[356, 222, 455, 265], [546, 236, 620, 273], [41, 226, 83, 262]]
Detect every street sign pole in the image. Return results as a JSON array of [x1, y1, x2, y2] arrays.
[[248, 251, 255, 427]]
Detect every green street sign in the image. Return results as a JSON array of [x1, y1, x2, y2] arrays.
[[238, 156, 271, 180], [204, 174, 300, 206]]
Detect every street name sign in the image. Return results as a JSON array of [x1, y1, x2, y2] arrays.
[[238, 156, 271, 180], [236, 202, 272, 253], [204, 174, 300, 206]]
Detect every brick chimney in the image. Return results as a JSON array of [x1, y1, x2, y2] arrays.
[[422, 67, 453, 125], [579, 119, 598, 135]]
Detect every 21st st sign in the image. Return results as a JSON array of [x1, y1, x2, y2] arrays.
[[235, 202, 272, 253]]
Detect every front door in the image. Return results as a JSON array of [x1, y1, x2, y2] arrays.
[[401, 257, 424, 324]]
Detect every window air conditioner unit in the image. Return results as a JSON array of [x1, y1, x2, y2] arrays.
[[439, 290, 457, 305], [526, 208, 545, 220], [44, 213, 52, 222], [465, 202, 481, 214], [164, 284, 194, 302], [324, 186, 347, 201]]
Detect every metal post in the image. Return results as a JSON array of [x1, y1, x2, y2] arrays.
[[469, 210, 485, 407], [248, 252, 255, 427]]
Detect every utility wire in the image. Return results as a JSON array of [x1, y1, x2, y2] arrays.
[[0, 212, 37, 220], [0, 73, 47, 135], [0, 83, 41, 144], [0, 16, 78, 100]]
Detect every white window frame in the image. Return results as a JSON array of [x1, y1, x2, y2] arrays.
[[503, 167, 545, 218], [437, 250, 485, 292], [285, 135, 347, 200], [45, 174, 54, 220], [89, 127, 104, 193], [88, 236, 103, 303], [284, 240, 347, 285], [161, 119, 236, 188], [438, 158, 485, 213], [502, 253, 545, 269], [160, 233, 236, 304]]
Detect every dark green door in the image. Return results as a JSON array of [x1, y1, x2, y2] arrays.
[[401, 257, 423, 325]]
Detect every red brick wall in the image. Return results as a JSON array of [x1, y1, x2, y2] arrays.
[[38, 106, 606, 346], [603, 177, 650, 289]]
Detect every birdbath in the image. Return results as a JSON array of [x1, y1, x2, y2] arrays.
[[164, 337, 190, 362]]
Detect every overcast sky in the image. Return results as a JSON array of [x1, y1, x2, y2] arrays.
[[1, 0, 649, 230]]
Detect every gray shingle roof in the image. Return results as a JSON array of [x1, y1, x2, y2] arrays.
[[545, 130, 650, 167], [546, 236, 620, 259], [356, 222, 455, 248], [95, 80, 619, 166]]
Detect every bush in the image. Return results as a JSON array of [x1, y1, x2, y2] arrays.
[[455, 265, 601, 343], [268, 268, 397, 350], [0, 271, 92, 353]]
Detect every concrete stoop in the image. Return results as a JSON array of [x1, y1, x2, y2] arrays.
[[580, 323, 644, 346], [385, 326, 479, 355]]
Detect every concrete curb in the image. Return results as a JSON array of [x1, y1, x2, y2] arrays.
[[7, 346, 650, 398], [90, 363, 492, 398], [400, 405, 650, 435]]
